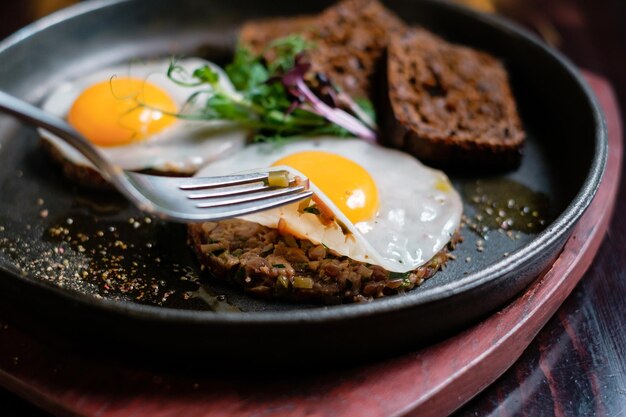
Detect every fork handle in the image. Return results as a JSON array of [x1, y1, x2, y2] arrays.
[[0, 90, 117, 182]]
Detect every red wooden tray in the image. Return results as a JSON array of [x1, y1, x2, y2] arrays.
[[0, 73, 621, 417]]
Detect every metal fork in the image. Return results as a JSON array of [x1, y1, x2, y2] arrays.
[[0, 91, 312, 222]]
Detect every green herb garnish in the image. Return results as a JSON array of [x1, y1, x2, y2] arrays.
[[167, 35, 376, 142], [388, 271, 411, 280]]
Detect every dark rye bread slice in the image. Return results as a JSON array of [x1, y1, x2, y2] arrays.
[[188, 219, 460, 305], [239, 0, 407, 100], [383, 28, 525, 169]]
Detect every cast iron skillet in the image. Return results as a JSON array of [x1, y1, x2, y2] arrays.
[[0, 0, 606, 367]]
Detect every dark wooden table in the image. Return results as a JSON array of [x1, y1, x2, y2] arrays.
[[1, 1, 625, 416]]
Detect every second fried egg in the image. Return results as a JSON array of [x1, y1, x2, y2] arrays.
[[195, 138, 463, 273]]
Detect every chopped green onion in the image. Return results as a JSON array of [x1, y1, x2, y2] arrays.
[[276, 275, 290, 288], [388, 271, 411, 280], [267, 170, 290, 188], [293, 276, 314, 289]]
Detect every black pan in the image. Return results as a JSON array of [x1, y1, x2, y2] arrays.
[[0, 0, 606, 367]]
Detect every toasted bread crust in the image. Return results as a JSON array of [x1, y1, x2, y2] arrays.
[[239, 0, 406, 99], [384, 29, 525, 169]]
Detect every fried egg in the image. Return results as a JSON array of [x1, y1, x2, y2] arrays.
[[39, 58, 247, 174], [195, 138, 463, 273]]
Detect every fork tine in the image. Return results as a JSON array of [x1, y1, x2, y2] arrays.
[[187, 182, 270, 199], [195, 185, 307, 209], [187, 179, 297, 200], [178, 172, 270, 191], [197, 190, 314, 220]]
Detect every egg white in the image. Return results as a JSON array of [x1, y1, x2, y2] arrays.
[[195, 138, 463, 273], [39, 58, 248, 174]]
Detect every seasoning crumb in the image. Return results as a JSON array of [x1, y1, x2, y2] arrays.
[[39, 209, 49, 218], [36, 198, 44, 206], [1, 213, 211, 311], [464, 179, 550, 236], [465, 256, 472, 263], [114, 240, 128, 250]]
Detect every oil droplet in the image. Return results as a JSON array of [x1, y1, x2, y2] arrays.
[[463, 178, 550, 234], [193, 286, 240, 312]]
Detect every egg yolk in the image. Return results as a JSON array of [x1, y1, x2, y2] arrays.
[[68, 77, 178, 147], [272, 151, 379, 223]]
